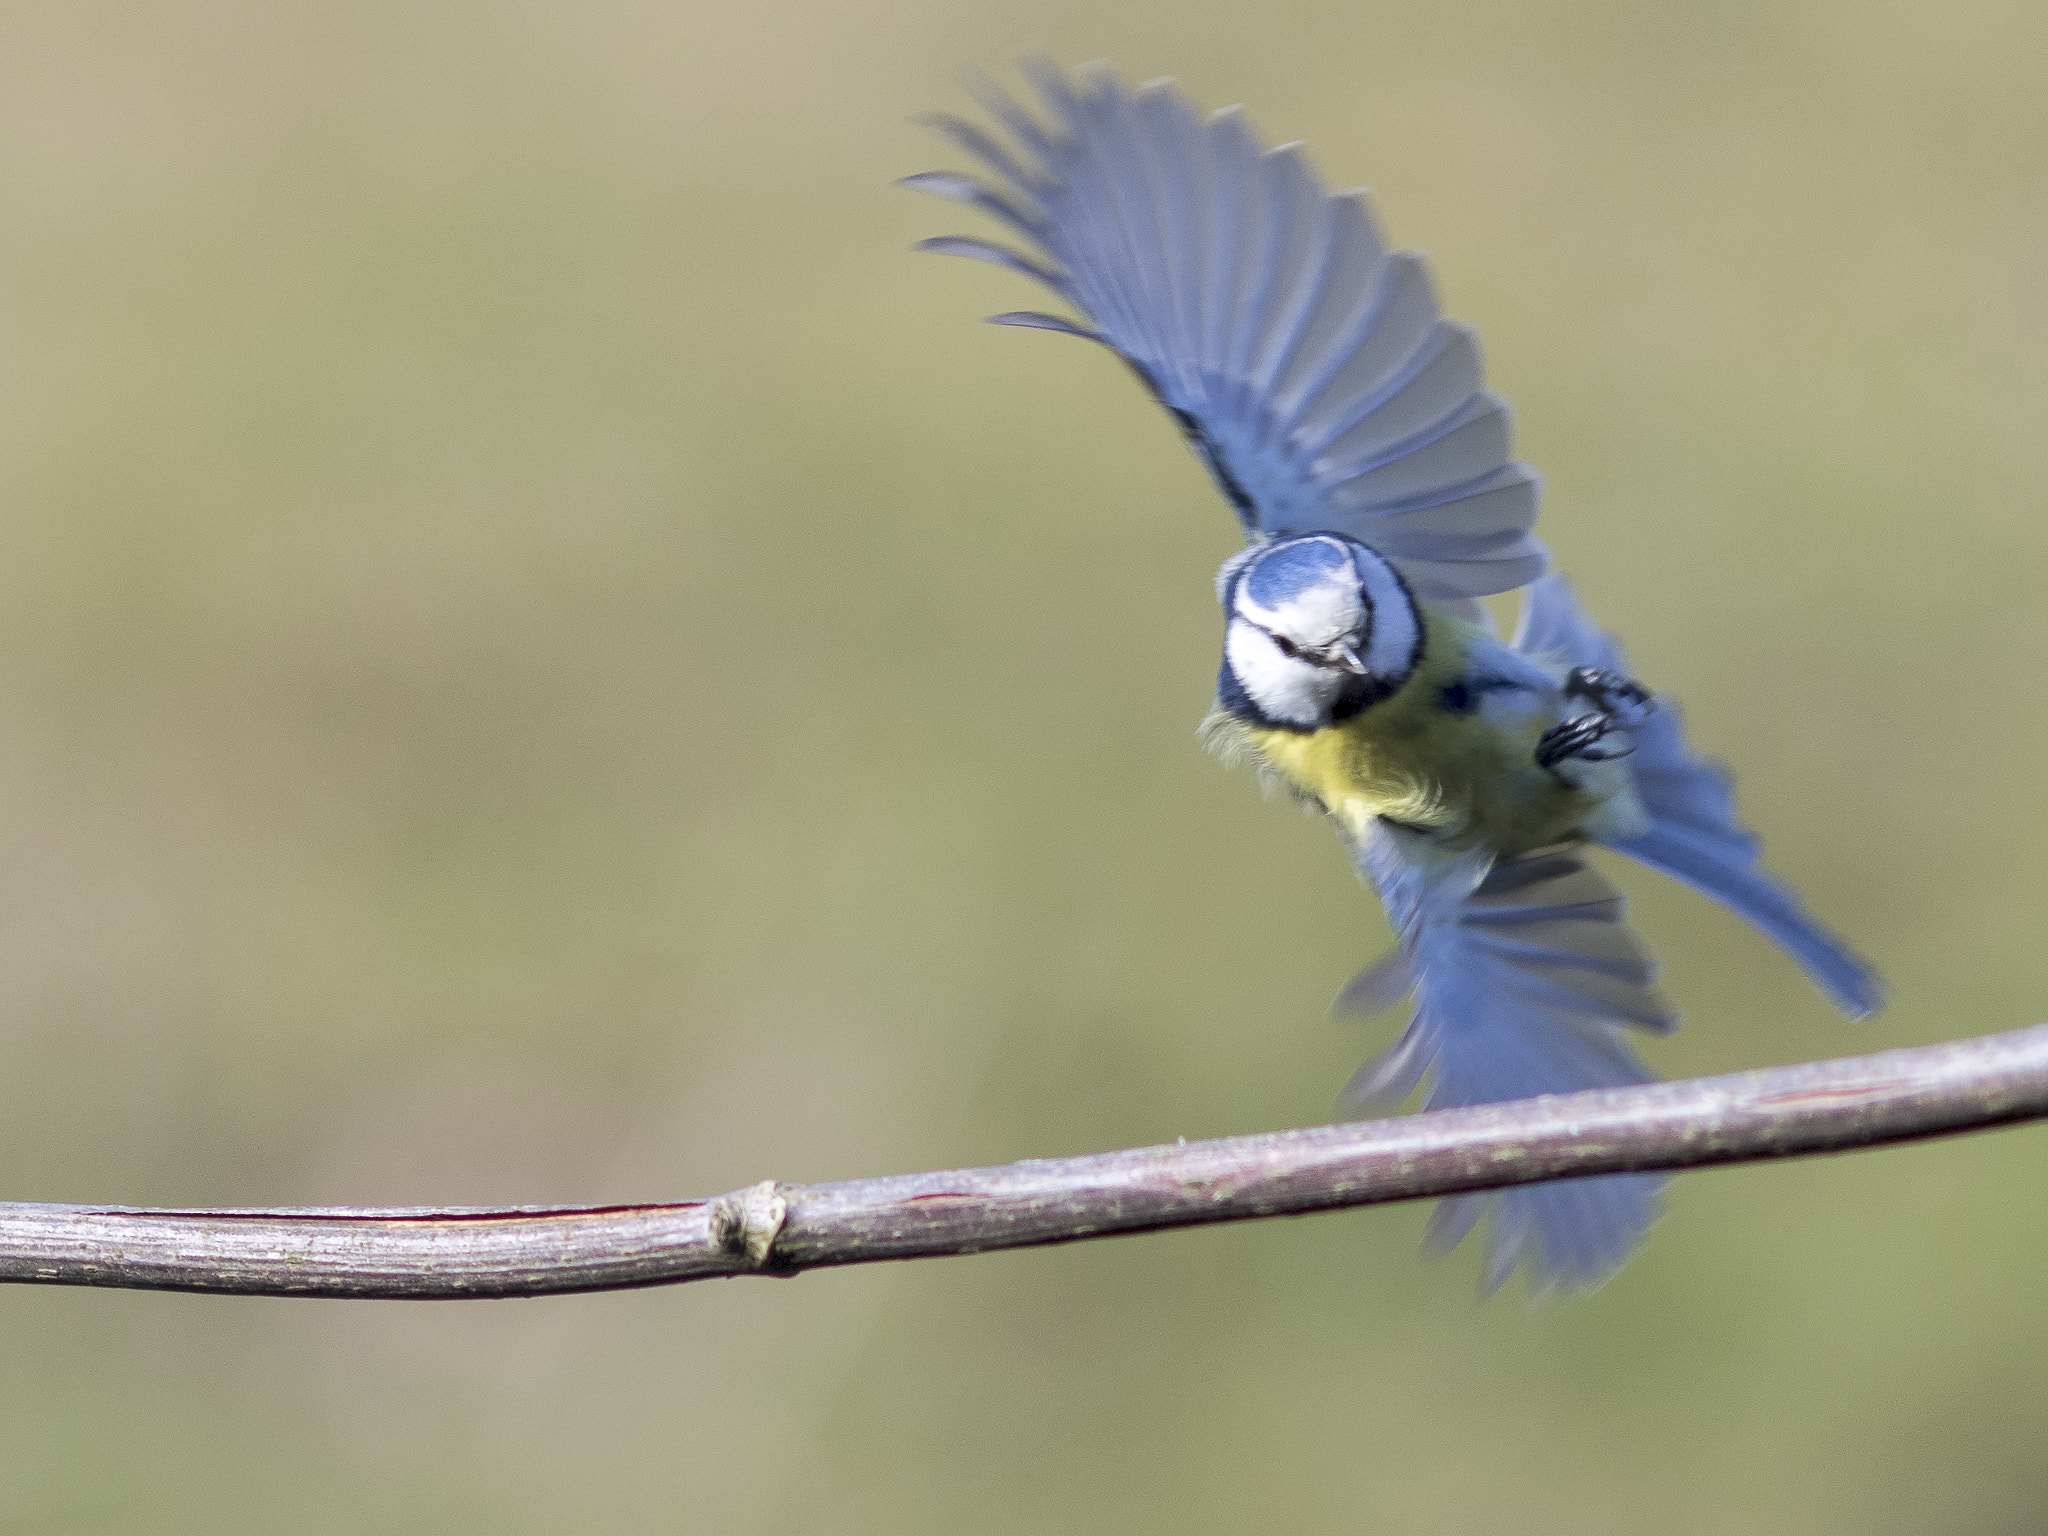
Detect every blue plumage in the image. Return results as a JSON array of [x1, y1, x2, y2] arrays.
[[1335, 577, 1877, 1290], [1241, 538, 1357, 613], [911, 61, 1547, 599], [910, 61, 1882, 1293], [1515, 577, 1885, 1020]]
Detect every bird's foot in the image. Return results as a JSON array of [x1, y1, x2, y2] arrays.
[[1563, 667, 1654, 728], [1536, 669, 1655, 776]]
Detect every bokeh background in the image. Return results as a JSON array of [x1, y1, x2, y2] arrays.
[[0, 1, 2041, 1530]]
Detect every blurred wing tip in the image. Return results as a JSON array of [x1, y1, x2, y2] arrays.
[[985, 310, 1104, 341], [1330, 950, 1414, 1018], [1837, 972, 1888, 1020], [1335, 1030, 1429, 1115], [896, 169, 976, 196], [1263, 139, 1318, 175], [956, 65, 1023, 113], [912, 236, 1065, 290]]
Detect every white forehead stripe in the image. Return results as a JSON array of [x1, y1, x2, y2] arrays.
[[1241, 576, 1363, 648]]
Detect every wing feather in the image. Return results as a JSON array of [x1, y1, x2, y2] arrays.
[[1512, 574, 1885, 1017], [908, 58, 1550, 593], [912, 234, 1066, 290]]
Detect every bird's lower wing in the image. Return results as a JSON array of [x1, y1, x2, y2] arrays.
[[1348, 825, 1677, 1293], [1513, 574, 1884, 1018]]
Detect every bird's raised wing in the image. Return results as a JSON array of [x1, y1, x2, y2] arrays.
[[905, 58, 1549, 603], [1346, 828, 1674, 1292]]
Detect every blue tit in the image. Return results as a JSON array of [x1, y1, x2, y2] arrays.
[[908, 59, 1883, 1292]]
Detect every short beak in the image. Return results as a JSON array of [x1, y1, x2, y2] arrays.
[[1330, 640, 1370, 676]]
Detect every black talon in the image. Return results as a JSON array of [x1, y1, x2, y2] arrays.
[[1537, 713, 1620, 770], [1538, 670, 1655, 777], [1563, 667, 1654, 728]]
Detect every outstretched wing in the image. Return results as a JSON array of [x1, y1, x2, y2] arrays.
[[1347, 827, 1675, 1293], [1513, 574, 1885, 1018], [905, 58, 1549, 604]]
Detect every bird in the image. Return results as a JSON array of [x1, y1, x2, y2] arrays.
[[904, 58, 1883, 1292]]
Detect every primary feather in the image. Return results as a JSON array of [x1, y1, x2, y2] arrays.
[[907, 58, 1548, 602]]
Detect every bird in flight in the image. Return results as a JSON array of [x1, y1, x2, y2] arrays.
[[906, 58, 1882, 1292]]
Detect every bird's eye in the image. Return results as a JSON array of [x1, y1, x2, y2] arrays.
[[1262, 627, 1359, 671], [1264, 629, 1309, 661]]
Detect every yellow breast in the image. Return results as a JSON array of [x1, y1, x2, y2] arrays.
[[1216, 609, 1615, 858]]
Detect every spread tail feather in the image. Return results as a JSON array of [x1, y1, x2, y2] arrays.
[[1348, 833, 1675, 1293]]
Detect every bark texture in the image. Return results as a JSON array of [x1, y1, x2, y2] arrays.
[[3, 1024, 2042, 1299]]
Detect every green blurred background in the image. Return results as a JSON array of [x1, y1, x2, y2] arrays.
[[0, 0, 2041, 1530]]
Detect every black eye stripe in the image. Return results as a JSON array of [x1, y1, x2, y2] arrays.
[[1262, 627, 1368, 670], [1258, 600, 1373, 669]]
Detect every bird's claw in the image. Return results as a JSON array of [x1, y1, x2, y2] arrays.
[[1537, 669, 1655, 775], [1563, 667, 1654, 728], [1536, 713, 1629, 769]]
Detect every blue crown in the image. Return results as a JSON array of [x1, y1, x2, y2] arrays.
[[1240, 536, 1358, 612]]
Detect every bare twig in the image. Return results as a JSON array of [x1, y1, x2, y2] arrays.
[[3, 1024, 2044, 1300]]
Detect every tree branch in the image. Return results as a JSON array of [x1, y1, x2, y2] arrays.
[[5, 1023, 2044, 1299]]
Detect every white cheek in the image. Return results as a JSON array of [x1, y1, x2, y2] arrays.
[[1226, 621, 1335, 727]]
